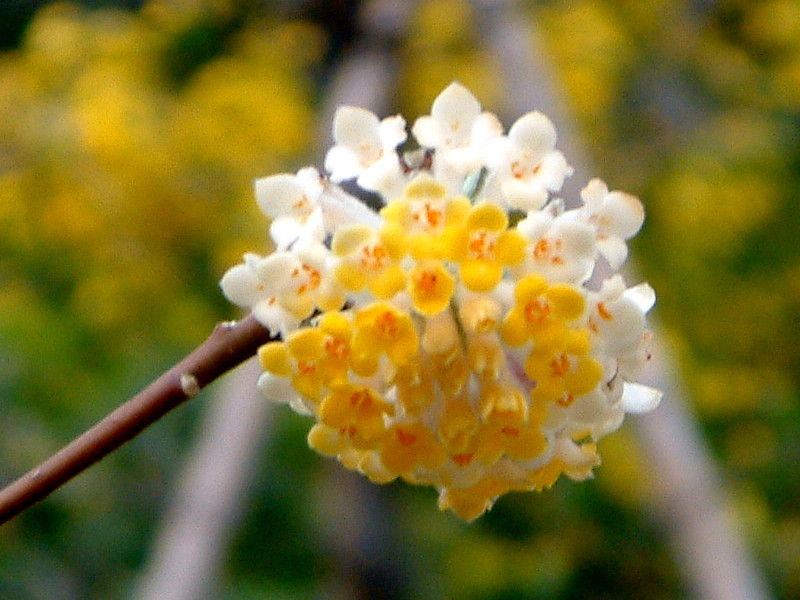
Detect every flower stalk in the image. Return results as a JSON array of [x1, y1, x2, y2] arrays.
[[0, 314, 275, 525]]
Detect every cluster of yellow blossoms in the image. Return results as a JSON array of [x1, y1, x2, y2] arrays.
[[221, 83, 660, 520]]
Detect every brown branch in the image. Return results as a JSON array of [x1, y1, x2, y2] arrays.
[[0, 313, 276, 525]]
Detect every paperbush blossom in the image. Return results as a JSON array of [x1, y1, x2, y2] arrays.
[[221, 82, 661, 521]]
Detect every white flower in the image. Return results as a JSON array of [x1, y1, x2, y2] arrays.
[[219, 253, 300, 335], [257, 167, 384, 250], [515, 209, 597, 284], [579, 178, 645, 269], [260, 243, 345, 320], [324, 106, 407, 197], [255, 168, 326, 249], [588, 276, 654, 357], [411, 82, 503, 192], [486, 111, 573, 211]]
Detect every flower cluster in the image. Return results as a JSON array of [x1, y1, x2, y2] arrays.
[[221, 82, 661, 520]]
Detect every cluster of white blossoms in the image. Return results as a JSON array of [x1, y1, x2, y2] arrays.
[[221, 82, 661, 520]]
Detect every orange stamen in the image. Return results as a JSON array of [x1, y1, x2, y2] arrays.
[[550, 353, 570, 377], [396, 428, 418, 447], [452, 453, 474, 467]]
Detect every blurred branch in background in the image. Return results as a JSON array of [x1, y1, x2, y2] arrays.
[[473, 2, 773, 600], [132, 358, 271, 600]]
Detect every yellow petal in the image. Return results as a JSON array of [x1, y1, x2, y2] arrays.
[[467, 202, 507, 231], [460, 259, 503, 292], [408, 261, 456, 316], [258, 342, 292, 376]]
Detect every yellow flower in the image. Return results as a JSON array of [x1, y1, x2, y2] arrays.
[[380, 174, 471, 260], [475, 388, 549, 464], [437, 477, 511, 522], [380, 422, 448, 476], [446, 202, 527, 292], [350, 302, 419, 375], [526, 346, 603, 403], [391, 362, 437, 415], [318, 382, 394, 449], [501, 275, 585, 347], [258, 312, 354, 404], [331, 224, 406, 298], [408, 260, 456, 316]]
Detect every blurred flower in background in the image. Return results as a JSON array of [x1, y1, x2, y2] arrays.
[[0, 0, 798, 599]]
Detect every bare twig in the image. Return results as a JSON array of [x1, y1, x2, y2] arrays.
[[132, 358, 271, 600], [0, 313, 275, 525]]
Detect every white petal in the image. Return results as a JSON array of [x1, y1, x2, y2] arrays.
[[570, 390, 609, 423], [596, 274, 627, 299], [619, 382, 663, 413], [580, 178, 608, 207], [558, 219, 598, 258], [357, 158, 406, 198], [508, 111, 557, 157], [324, 145, 363, 182], [378, 114, 407, 150], [624, 283, 656, 313], [483, 135, 512, 171], [252, 301, 298, 336], [597, 236, 629, 269], [219, 263, 261, 307], [471, 112, 504, 147], [595, 296, 646, 353], [410, 115, 439, 148], [515, 209, 553, 239], [319, 185, 383, 229], [257, 372, 293, 403], [604, 191, 645, 239], [538, 151, 573, 191], [255, 174, 306, 219], [501, 179, 548, 211], [294, 208, 327, 246], [295, 166, 324, 190], [255, 252, 295, 284], [332, 106, 382, 152], [430, 82, 481, 147], [269, 216, 305, 250]]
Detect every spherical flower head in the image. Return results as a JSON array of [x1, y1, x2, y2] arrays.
[[221, 81, 661, 521]]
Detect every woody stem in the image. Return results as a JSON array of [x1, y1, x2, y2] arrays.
[[0, 313, 275, 525]]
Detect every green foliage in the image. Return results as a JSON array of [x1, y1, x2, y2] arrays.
[[2, 0, 799, 598]]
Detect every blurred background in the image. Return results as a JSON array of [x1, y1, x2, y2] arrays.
[[1, 0, 799, 598]]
